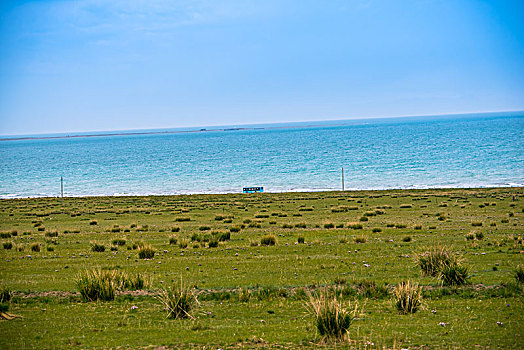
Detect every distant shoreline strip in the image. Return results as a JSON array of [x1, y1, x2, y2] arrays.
[[1, 184, 522, 200], [0, 123, 348, 142]]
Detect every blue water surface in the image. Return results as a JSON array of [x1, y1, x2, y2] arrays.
[[0, 113, 522, 197]]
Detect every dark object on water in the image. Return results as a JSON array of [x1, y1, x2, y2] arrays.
[[243, 187, 263, 193]]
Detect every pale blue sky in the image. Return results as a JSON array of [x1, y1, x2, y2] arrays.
[[1, 0, 523, 135]]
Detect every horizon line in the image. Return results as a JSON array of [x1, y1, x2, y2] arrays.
[[1, 109, 522, 140]]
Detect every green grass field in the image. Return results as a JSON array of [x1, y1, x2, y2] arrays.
[[1, 187, 523, 349]]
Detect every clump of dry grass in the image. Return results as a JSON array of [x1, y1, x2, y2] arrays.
[[261, 234, 277, 246], [137, 244, 155, 259], [158, 279, 199, 319], [394, 281, 422, 314]]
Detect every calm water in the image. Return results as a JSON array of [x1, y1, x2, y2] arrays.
[[0, 113, 523, 198]]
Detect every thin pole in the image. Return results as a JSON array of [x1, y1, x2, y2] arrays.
[[341, 167, 345, 192], [61, 176, 63, 205]]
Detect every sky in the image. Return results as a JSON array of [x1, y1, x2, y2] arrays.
[[0, 0, 523, 135]]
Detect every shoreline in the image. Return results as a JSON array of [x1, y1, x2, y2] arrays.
[[0, 123, 343, 142], [2, 185, 522, 201]]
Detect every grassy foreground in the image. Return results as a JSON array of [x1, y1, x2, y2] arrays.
[[0, 187, 523, 349]]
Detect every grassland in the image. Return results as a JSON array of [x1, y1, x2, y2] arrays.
[[0, 187, 523, 349]]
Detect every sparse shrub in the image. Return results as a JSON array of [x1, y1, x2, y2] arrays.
[[199, 226, 211, 231], [91, 243, 106, 252], [395, 223, 407, 228], [295, 222, 307, 228], [386, 223, 395, 227], [372, 228, 382, 233], [30, 242, 41, 252], [306, 288, 356, 341], [191, 233, 202, 242], [394, 281, 422, 314], [0, 232, 11, 239], [89, 220, 98, 225], [138, 245, 155, 259], [169, 235, 178, 245], [158, 280, 199, 319], [229, 226, 241, 233], [282, 224, 293, 229], [3, 242, 12, 250], [214, 215, 224, 221], [298, 236, 305, 244], [402, 236, 412, 242], [112, 238, 126, 246], [414, 225, 422, 230], [171, 226, 180, 232], [37, 227, 45, 232], [471, 222, 483, 227], [336, 223, 344, 228], [46, 246, 54, 252], [501, 219, 509, 223], [438, 262, 470, 286], [175, 217, 191, 222], [475, 231, 484, 240], [400, 204, 412, 209], [359, 216, 368, 222], [261, 234, 277, 246], [514, 265, 524, 284], [249, 239, 259, 247]]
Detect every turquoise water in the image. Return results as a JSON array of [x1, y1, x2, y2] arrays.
[[0, 113, 523, 198]]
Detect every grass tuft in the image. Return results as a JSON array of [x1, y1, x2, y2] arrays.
[[91, 242, 106, 252], [306, 287, 356, 341], [414, 244, 458, 277], [158, 279, 199, 319], [515, 266, 524, 284], [75, 269, 116, 302], [394, 281, 422, 314], [438, 262, 470, 286], [261, 234, 277, 246], [137, 244, 155, 259]]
